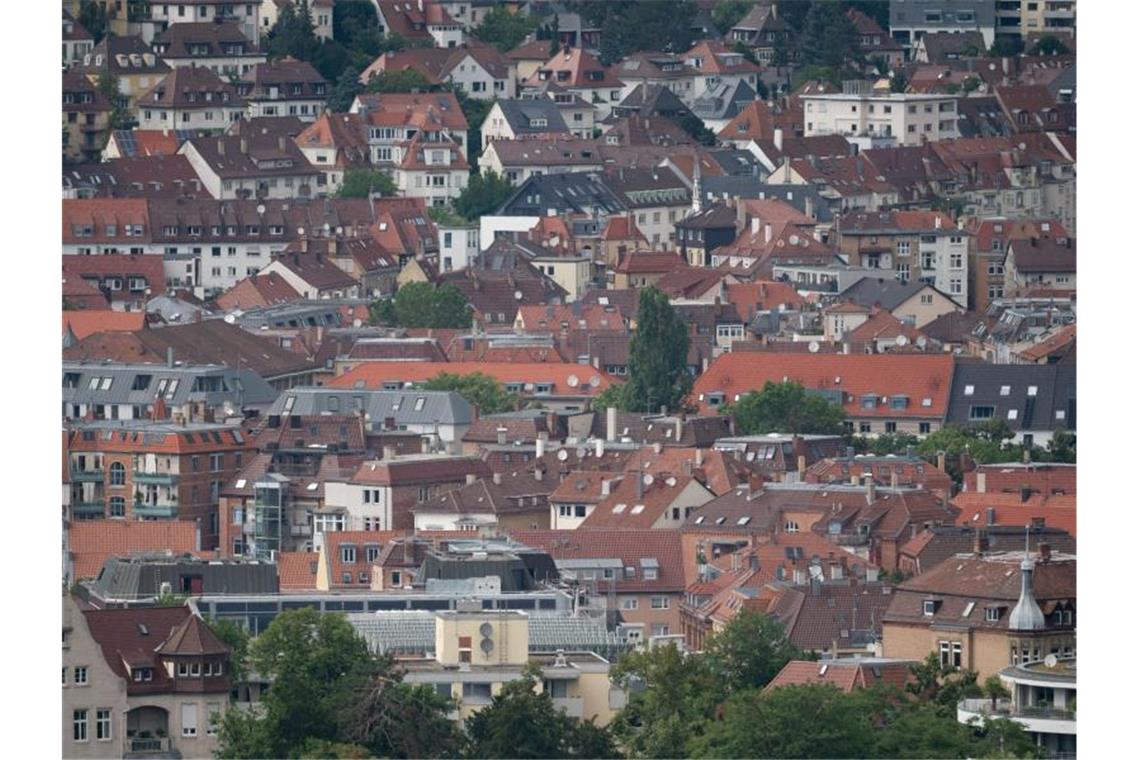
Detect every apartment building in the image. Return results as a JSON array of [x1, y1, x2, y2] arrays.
[[995, 0, 1076, 40], [802, 90, 959, 148], [888, 0, 996, 49], [136, 66, 246, 132], [237, 58, 328, 121], [66, 420, 250, 548], [148, 0, 262, 44], [151, 21, 266, 75]]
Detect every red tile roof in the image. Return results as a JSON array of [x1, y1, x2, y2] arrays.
[[766, 658, 914, 693], [276, 551, 318, 591], [69, 520, 199, 580], [215, 272, 302, 311], [63, 310, 146, 341], [692, 353, 954, 417], [510, 529, 686, 592], [953, 492, 1076, 537]]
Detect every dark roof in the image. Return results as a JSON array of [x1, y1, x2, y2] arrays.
[[495, 98, 570, 135], [75, 34, 170, 76], [152, 20, 257, 59], [945, 361, 1075, 433], [768, 582, 897, 652], [919, 31, 986, 64], [63, 156, 208, 199], [901, 525, 1075, 575], [838, 278, 936, 312], [140, 65, 244, 109], [1008, 236, 1076, 273], [498, 172, 624, 216], [183, 132, 319, 181]]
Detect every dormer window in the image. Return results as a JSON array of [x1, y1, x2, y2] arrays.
[[985, 606, 1003, 623], [923, 599, 940, 616]]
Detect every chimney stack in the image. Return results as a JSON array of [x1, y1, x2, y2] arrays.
[[606, 407, 617, 442], [1038, 543, 1052, 563], [239, 136, 248, 155], [864, 475, 875, 504], [595, 438, 604, 458], [976, 470, 987, 493], [496, 426, 507, 445], [774, 127, 783, 152], [1022, 448, 1031, 464], [601, 478, 612, 496], [278, 135, 287, 153], [536, 433, 546, 459], [937, 450, 946, 472], [635, 472, 645, 500], [492, 472, 501, 485], [890, 469, 899, 488], [751, 216, 760, 235], [166, 346, 175, 368], [466, 473, 477, 485]]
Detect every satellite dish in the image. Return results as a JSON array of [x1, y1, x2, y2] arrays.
[[323, 222, 331, 234], [789, 234, 800, 245], [642, 474, 654, 487], [223, 314, 236, 324], [479, 622, 494, 637], [916, 336, 927, 349], [1044, 654, 1058, 668], [480, 638, 495, 653], [808, 340, 820, 353], [588, 375, 600, 387], [256, 204, 266, 215], [297, 226, 306, 236], [335, 226, 344, 235], [576, 447, 587, 458], [895, 334, 908, 346], [557, 449, 569, 461], [567, 374, 579, 388], [665, 476, 677, 487], [514, 290, 523, 300]]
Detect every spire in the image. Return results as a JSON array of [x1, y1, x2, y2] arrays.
[[1008, 524, 1045, 632]]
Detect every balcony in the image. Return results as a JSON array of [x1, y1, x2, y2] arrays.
[[70, 468, 104, 482], [552, 696, 584, 718], [124, 735, 173, 756], [958, 698, 1076, 736], [72, 501, 106, 517], [133, 470, 178, 485], [133, 503, 178, 519]]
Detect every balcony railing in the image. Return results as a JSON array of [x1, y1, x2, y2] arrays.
[[124, 735, 171, 754], [958, 698, 1075, 723], [69, 468, 104, 482], [133, 470, 178, 485], [133, 503, 178, 519], [72, 501, 106, 517]]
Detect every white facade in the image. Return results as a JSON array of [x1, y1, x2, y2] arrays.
[[446, 54, 514, 100], [919, 231, 970, 308], [178, 141, 319, 201], [479, 215, 540, 250], [802, 93, 959, 147], [152, 2, 261, 43], [246, 97, 324, 121], [550, 501, 593, 530], [137, 103, 244, 131], [321, 481, 394, 534], [438, 224, 480, 272]]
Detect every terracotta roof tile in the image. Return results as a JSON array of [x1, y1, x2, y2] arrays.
[[69, 520, 199, 580]]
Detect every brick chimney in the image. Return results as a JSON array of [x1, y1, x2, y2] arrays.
[[973, 529, 989, 556]]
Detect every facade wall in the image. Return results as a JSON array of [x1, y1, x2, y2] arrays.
[[63, 597, 128, 759], [137, 105, 244, 132]]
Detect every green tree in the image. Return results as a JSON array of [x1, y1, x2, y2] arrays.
[[471, 6, 539, 53], [890, 69, 909, 92], [982, 674, 1011, 711], [205, 616, 251, 682], [704, 611, 806, 692], [453, 171, 515, 221], [96, 71, 133, 130], [989, 36, 1025, 57], [392, 282, 471, 329], [1045, 430, 1076, 463], [916, 423, 1020, 481], [311, 38, 352, 83], [337, 168, 396, 198], [723, 381, 847, 436], [905, 652, 982, 715], [265, 1, 320, 62], [670, 109, 717, 146], [78, 1, 109, 44], [592, 383, 626, 414], [337, 677, 460, 758], [574, 1, 696, 63], [800, 1, 859, 68], [422, 372, 519, 414], [1030, 35, 1071, 56], [297, 738, 372, 759], [327, 64, 364, 112], [712, 0, 753, 34], [621, 286, 692, 414], [463, 667, 618, 759], [610, 643, 726, 759], [689, 684, 876, 759], [364, 68, 436, 93]]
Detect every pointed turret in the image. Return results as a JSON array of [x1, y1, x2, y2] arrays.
[[1008, 528, 1046, 631]]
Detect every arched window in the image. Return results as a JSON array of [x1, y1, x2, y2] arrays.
[[109, 462, 126, 486], [109, 497, 125, 518], [784, 520, 799, 533]]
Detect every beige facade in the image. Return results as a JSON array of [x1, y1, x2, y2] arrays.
[[531, 255, 592, 301], [802, 93, 959, 147], [893, 288, 961, 328], [882, 621, 1075, 681]]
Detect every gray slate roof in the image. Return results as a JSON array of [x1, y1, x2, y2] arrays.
[[945, 362, 1075, 433], [62, 361, 277, 410], [266, 388, 473, 427], [495, 98, 570, 134], [838, 277, 932, 311]]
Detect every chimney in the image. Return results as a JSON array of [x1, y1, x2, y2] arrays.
[[748, 472, 763, 497], [151, 396, 168, 421], [535, 466, 544, 482], [796, 454, 806, 480], [764, 222, 773, 244], [595, 438, 604, 458], [239, 136, 248, 155], [751, 216, 760, 235], [674, 417, 683, 441], [217, 138, 225, 156], [937, 451, 946, 472], [864, 475, 875, 504], [976, 470, 987, 493], [635, 473, 645, 500], [601, 478, 612, 496], [606, 407, 617, 442], [492, 472, 502, 485], [466, 473, 477, 485], [278, 135, 287, 153], [1038, 543, 1052, 563], [496, 426, 507, 445], [773, 127, 783, 152], [934, 215, 942, 230], [166, 347, 175, 367], [1022, 448, 1031, 464], [653, 442, 663, 455], [536, 433, 547, 459], [695, 448, 703, 467], [890, 469, 899, 488]]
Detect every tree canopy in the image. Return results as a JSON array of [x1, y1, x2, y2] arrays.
[[392, 282, 471, 329], [1031, 35, 1071, 56], [712, 0, 753, 35], [704, 611, 808, 692], [265, 1, 320, 62], [421, 372, 519, 415], [337, 168, 396, 198], [364, 68, 437, 94], [78, 1, 109, 45], [609, 286, 692, 414], [471, 6, 539, 53], [453, 171, 515, 221], [799, 1, 860, 68], [722, 381, 847, 436], [573, 1, 697, 64]]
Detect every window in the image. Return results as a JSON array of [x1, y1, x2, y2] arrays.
[[365, 546, 380, 563], [643, 567, 658, 580], [182, 703, 199, 737], [919, 422, 931, 434], [859, 422, 871, 434], [341, 546, 356, 564], [785, 520, 799, 533], [964, 385, 975, 396], [885, 421, 897, 433], [651, 596, 669, 609], [110, 497, 125, 518], [73, 709, 88, 742], [621, 597, 639, 610], [939, 641, 962, 669], [969, 406, 995, 420], [986, 607, 1001, 623], [74, 666, 88, 685], [923, 600, 937, 616], [210, 453, 223, 472], [96, 709, 111, 741]]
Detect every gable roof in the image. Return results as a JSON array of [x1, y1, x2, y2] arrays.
[[63, 310, 147, 342], [328, 361, 614, 397], [510, 529, 686, 593], [767, 658, 914, 693], [839, 277, 952, 312], [69, 520, 200, 580]]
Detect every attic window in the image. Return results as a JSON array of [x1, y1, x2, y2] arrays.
[[921, 398, 932, 407], [612, 503, 627, 514], [631, 505, 645, 514], [923, 599, 940, 616], [999, 385, 1011, 396], [694, 516, 705, 524], [736, 516, 750, 526], [1027, 385, 1038, 397], [962, 602, 975, 618], [985, 607, 1002, 623], [715, 516, 726, 525], [963, 385, 975, 396]]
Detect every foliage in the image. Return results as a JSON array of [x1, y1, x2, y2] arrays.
[[573, 1, 697, 64], [722, 381, 847, 436], [670, 109, 718, 146], [422, 372, 519, 415], [311, 39, 352, 84], [915, 422, 1021, 481], [906, 652, 982, 716], [989, 37, 1025, 57], [800, 1, 860, 68], [1044, 430, 1076, 463], [265, 1, 320, 62], [153, 591, 188, 608], [463, 669, 619, 758], [592, 383, 626, 414], [369, 298, 397, 326], [865, 431, 921, 456], [704, 611, 807, 692], [453, 171, 515, 221], [983, 674, 1011, 710], [690, 684, 877, 758], [327, 64, 364, 112], [205, 616, 251, 683], [792, 64, 843, 91], [712, 0, 753, 35], [214, 609, 456, 759], [337, 168, 396, 198], [364, 68, 436, 93], [392, 282, 472, 329], [619, 287, 692, 414], [1031, 35, 1071, 56], [471, 6, 539, 53], [95, 71, 132, 130], [610, 643, 727, 759], [448, 86, 494, 165], [78, 1, 108, 45], [427, 205, 469, 227]]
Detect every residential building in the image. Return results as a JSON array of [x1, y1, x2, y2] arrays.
[[63, 596, 233, 758], [137, 66, 246, 132], [802, 89, 959, 147], [479, 139, 605, 186], [480, 99, 572, 150], [1003, 235, 1076, 294], [944, 361, 1075, 448], [767, 658, 915, 692], [151, 21, 266, 75], [260, 0, 334, 41], [887, 1, 996, 49], [66, 420, 251, 548], [178, 131, 321, 201], [836, 277, 963, 327], [359, 43, 515, 100], [882, 546, 1076, 680], [994, 0, 1076, 40], [75, 34, 172, 109], [237, 58, 328, 120], [523, 47, 625, 120], [148, 0, 262, 43], [63, 71, 113, 163], [63, 9, 96, 68]]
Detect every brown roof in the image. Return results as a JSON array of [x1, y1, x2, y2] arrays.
[[1008, 236, 1076, 273], [182, 132, 319, 181], [140, 65, 244, 109], [579, 473, 711, 530], [63, 310, 146, 341], [763, 581, 897, 652], [511, 529, 686, 593], [276, 551, 318, 590], [272, 251, 359, 292], [215, 272, 302, 311], [766, 658, 914, 693], [349, 456, 491, 487], [155, 613, 231, 656], [614, 250, 688, 275], [525, 47, 624, 89], [954, 492, 1077, 537]]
